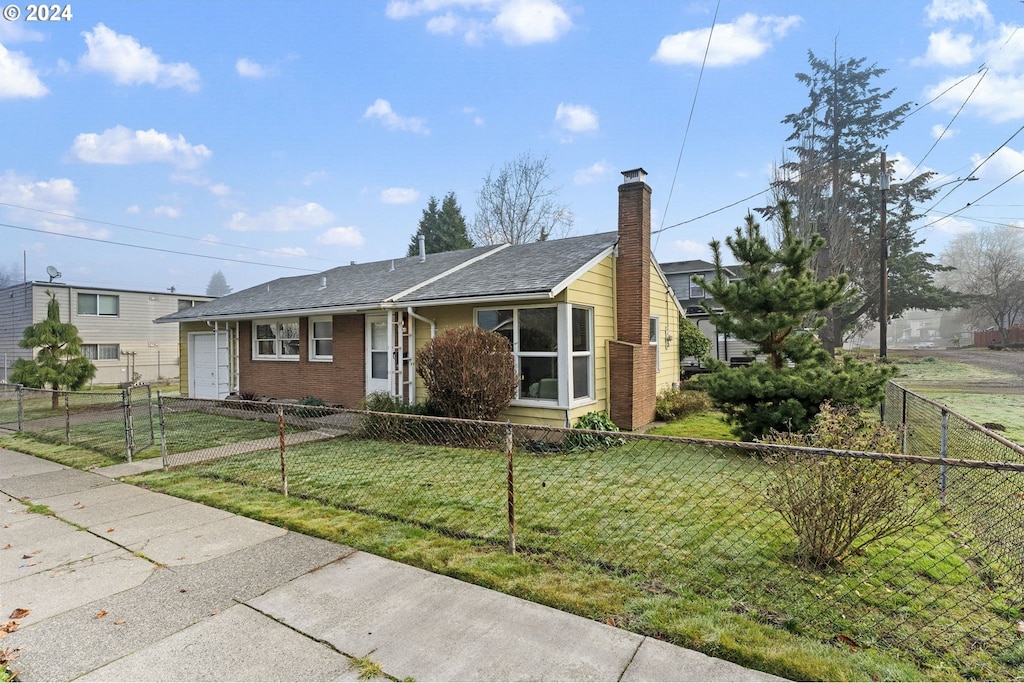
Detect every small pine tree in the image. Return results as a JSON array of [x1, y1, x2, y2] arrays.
[[695, 202, 895, 439], [10, 291, 97, 409]]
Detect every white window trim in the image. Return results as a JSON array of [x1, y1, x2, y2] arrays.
[[82, 343, 120, 361], [308, 316, 333, 362], [650, 316, 661, 372], [252, 318, 301, 361], [474, 303, 595, 409]]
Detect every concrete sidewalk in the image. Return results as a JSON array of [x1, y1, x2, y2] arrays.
[[0, 448, 785, 682]]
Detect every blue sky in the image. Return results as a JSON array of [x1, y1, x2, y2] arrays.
[[2, 0, 1022, 296]]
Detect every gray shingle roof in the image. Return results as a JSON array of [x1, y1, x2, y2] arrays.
[[157, 232, 618, 323]]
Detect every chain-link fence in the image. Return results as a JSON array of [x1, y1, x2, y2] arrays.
[[157, 394, 1024, 676], [0, 383, 155, 460]]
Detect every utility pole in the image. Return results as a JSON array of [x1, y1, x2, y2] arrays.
[[879, 151, 889, 358]]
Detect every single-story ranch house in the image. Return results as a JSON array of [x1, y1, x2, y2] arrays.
[[157, 168, 683, 429]]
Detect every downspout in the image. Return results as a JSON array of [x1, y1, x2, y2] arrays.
[[406, 307, 436, 404]]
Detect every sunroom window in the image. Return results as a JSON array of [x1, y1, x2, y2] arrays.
[[253, 319, 300, 360], [475, 304, 593, 405]]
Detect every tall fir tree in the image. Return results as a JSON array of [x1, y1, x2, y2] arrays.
[[766, 49, 959, 352], [407, 191, 473, 256], [10, 291, 97, 409]]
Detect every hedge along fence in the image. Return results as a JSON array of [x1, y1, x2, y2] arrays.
[[0, 383, 155, 460], [156, 394, 1024, 677]]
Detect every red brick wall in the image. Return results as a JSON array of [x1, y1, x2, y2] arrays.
[[238, 314, 365, 407], [609, 177, 657, 430]]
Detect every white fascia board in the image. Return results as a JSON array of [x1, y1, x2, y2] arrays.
[[385, 244, 510, 303], [548, 245, 616, 298], [165, 304, 381, 323], [385, 291, 557, 309]]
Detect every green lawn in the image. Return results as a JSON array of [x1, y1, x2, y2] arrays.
[[129, 428, 1022, 681]]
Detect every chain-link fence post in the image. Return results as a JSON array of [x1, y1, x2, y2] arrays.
[[506, 421, 515, 555], [63, 391, 70, 446], [122, 387, 134, 463], [901, 387, 908, 455], [157, 391, 168, 469], [17, 384, 24, 431], [940, 408, 948, 507], [278, 405, 288, 497]]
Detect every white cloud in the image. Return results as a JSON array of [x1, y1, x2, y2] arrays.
[[493, 0, 571, 45], [209, 183, 231, 197], [0, 21, 45, 43], [463, 106, 484, 126], [671, 239, 712, 261], [971, 146, 1024, 181], [363, 98, 430, 134], [931, 124, 957, 140], [555, 103, 598, 135], [923, 213, 977, 235], [126, 204, 140, 215], [380, 187, 420, 204], [925, 70, 1024, 123], [71, 125, 212, 169], [316, 226, 366, 247], [914, 29, 975, 66], [573, 161, 612, 186], [79, 23, 200, 91], [227, 202, 334, 232], [386, 0, 571, 46], [273, 246, 308, 257], [154, 205, 181, 218], [653, 13, 801, 67], [0, 44, 48, 99], [925, 0, 992, 24], [0, 171, 108, 238], [236, 57, 267, 78]]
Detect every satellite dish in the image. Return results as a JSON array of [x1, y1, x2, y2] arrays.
[[46, 265, 61, 282]]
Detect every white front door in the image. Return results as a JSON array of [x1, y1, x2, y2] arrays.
[[188, 332, 229, 399], [365, 314, 391, 396]]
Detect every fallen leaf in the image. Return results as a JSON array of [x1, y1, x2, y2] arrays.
[[0, 621, 19, 634], [8, 609, 29, 620], [114, 620, 126, 625], [74, 503, 85, 509], [3, 544, 11, 550], [20, 555, 31, 560], [209, 610, 220, 616], [836, 634, 859, 649], [94, 610, 107, 619], [107, 528, 115, 533]]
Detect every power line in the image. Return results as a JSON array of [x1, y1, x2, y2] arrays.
[[0, 221, 320, 273], [0, 201, 342, 267], [654, 0, 720, 251]]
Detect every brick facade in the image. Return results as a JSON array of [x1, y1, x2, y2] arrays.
[[608, 175, 657, 430], [238, 314, 366, 408]]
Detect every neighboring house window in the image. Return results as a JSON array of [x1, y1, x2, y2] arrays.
[[78, 293, 119, 316], [309, 317, 333, 361], [650, 316, 661, 371], [253, 319, 300, 360], [689, 277, 705, 299], [81, 343, 120, 360], [475, 304, 593, 405]]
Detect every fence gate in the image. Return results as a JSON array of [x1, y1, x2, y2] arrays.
[[126, 384, 155, 458]]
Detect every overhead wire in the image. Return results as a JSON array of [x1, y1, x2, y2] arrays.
[[653, 0, 720, 251]]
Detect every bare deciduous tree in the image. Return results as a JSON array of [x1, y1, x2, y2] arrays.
[[471, 152, 573, 245], [941, 227, 1024, 344]]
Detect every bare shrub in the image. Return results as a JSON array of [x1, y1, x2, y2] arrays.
[[763, 403, 933, 569], [416, 325, 516, 420], [655, 387, 711, 422]]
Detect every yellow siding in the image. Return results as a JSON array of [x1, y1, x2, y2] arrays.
[[649, 262, 682, 393], [565, 254, 615, 420]]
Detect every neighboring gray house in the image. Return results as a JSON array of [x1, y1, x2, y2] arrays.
[[661, 259, 757, 366], [0, 281, 213, 385]]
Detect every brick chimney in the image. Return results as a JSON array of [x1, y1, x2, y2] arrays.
[[608, 168, 656, 430]]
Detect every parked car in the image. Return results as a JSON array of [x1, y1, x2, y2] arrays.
[[913, 341, 936, 350]]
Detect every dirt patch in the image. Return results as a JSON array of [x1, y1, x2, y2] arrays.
[[891, 348, 1024, 380]]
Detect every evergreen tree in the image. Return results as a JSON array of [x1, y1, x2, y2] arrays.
[[206, 270, 232, 296], [695, 202, 894, 439], [407, 191, 473, 256], [10, 291, 97, 409], [766, 49, 959, 352]]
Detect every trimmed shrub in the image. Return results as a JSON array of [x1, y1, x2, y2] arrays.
[[762, 403, 931, 569], [655, 387, 711, 422], [416, 325, 516, 421], [564, 411, 625, 451]]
